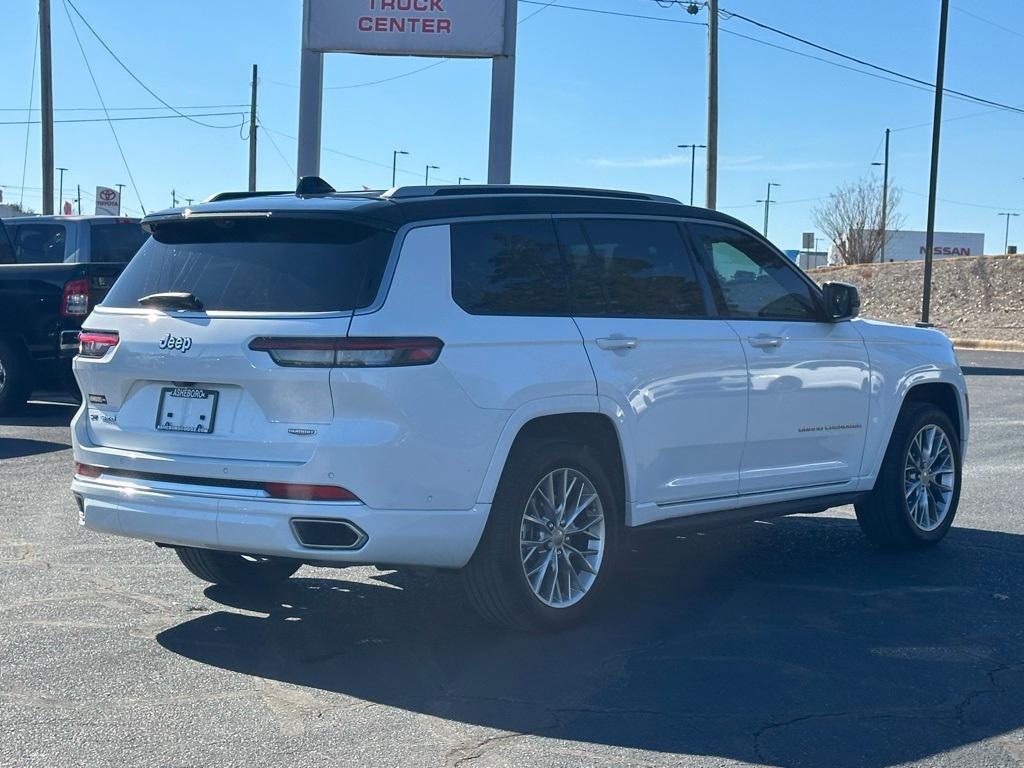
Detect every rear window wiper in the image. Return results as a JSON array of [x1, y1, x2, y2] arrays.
[[137, 292, 205, 312]]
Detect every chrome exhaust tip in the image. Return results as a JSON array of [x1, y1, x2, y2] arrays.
[[290, 518, 368, 550]]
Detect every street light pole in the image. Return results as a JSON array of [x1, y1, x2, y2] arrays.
[[919, 0, 950, 327], [677, 144, 706, 205], [871, 128, 891, 262], [756, 182, 781, 237], [458, 177, 471, 185], [56, 167, 67, 214], [425, 165, 439, 185], [998, 212, 1019, 254], [391, 150, 408, 188]]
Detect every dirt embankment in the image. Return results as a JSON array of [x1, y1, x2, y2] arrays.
[[809, 255, 1024, 342]]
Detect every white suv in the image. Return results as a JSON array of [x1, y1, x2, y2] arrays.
[[71, 181, 968, 630]]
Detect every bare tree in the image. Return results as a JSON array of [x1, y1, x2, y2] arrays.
[[812, 177, 904, 265]]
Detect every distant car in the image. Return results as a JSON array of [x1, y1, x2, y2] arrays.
[[70, 181, 968, 631], [0, 218, 124, 412], [1, 215, 147, 265]]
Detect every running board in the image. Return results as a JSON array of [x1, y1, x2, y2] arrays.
[[632, 492, 866, 536]]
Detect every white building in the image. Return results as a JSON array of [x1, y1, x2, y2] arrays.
[[865, 230, 985, 263]]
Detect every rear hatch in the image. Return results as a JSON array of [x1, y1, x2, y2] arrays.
[[75, 213, 394, 463]]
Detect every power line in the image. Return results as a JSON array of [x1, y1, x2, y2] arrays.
[[718, 7, 1024, 116], [63, 0, 245, 130], [520, 0, 703, 25], [61, 0, 146, 214], [259, 123, 458, 185], [19, 18, 39, 208], [951, 4, 1024, 41], [0, 104, 249, 112], [0, 111, 251, 126], [256, 113, 295, 177]]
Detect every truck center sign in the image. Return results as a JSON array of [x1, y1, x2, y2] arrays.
[[305, 0, 509, 57]]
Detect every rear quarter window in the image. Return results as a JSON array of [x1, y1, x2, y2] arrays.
[[102, 217, 394, 313], [450, 219, 569, 316]]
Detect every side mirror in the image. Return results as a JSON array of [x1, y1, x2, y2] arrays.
[[821, 281, 860, 321]]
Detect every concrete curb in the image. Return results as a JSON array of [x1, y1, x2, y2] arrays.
[[952, 338, 1024, 353]]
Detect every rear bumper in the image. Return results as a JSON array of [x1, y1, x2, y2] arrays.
[[71, 475, 489, 569]]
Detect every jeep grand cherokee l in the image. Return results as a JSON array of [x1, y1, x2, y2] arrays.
[[70, 181, 967, 630]]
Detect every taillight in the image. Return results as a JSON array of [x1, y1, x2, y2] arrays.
[[78, 331, 119, 358], [75, 462, 104, 478], [248, 337, 443, 368], [61, 278, 90, 318], [263, 483, 360, 502]]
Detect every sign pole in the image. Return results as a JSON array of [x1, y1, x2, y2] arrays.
[[297, 1, 323, 181], [487, 0, 517, 184], [297, 48, 324, 180]]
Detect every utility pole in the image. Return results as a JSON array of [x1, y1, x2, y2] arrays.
[[998, 213, 1019, 254], [40, 0, 54, 215], [115, 184, 125, 215], [871, 128, 891, 262], [172, 189, 178, 207], [392, 150, 409, 188], [705, 0, 719, 209], [425, 165, 439, 185], [677, 144, 706, 206], [757, 182, 781, 237], [75, 184, 81, 215], [248, 64, 258, 192], [920, 0, 950, 327], [56, 167, 67, 214]]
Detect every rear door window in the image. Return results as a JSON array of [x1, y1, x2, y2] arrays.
[[11, 223, 66, 263], [563, 218, 707, 318], [102, 217, 394, 313], [88, 221, 148, 263], [450, 218, 569, 316]]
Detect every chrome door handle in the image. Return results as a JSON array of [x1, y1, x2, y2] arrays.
[[748, 335, 783, 349], [596, 336, 638, 351]]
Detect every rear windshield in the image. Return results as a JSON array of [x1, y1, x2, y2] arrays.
[[89, 221, 148, 263], [102, 217, 394, 312]]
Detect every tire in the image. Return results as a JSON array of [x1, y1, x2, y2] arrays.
[[855, 402, 962, 549], [0, 338, 33, 416], [462, 439, 622, 631], [174, 546, 301, 587]]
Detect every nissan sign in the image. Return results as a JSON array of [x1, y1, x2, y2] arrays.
[[304, 0, 509, 57]]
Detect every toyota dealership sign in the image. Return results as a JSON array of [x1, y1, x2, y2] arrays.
[[304, 0, 510, 57]]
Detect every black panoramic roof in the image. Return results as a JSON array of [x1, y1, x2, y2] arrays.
[[142, 178, 748, 233]]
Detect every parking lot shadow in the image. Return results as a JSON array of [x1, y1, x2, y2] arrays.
[[0, 401, 77, 429], [157, 517, 1024, 767], [0, 437, 70, 459]]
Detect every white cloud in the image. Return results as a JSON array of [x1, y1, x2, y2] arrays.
[[585, 153, 691, 169]]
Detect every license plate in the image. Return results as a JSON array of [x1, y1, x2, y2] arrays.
[[156, 387, 219, 434]]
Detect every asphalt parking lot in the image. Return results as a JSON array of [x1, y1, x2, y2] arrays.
[[1, 350, 1022, 768]]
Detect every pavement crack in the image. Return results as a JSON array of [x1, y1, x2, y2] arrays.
[[445, 732, 524, 767]]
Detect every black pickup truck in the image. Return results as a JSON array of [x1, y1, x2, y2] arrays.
[[0, 219, 126, 414]]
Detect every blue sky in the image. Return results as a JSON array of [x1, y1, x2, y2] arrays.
[[2, 0, 1023, 251]]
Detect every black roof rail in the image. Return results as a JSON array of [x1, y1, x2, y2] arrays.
[[384, 184, 681, 204], [203, 190, 291, 203]]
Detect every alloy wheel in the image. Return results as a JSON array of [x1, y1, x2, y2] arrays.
[[904, 424, 956, 532], [519, 467, 606, 608]]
